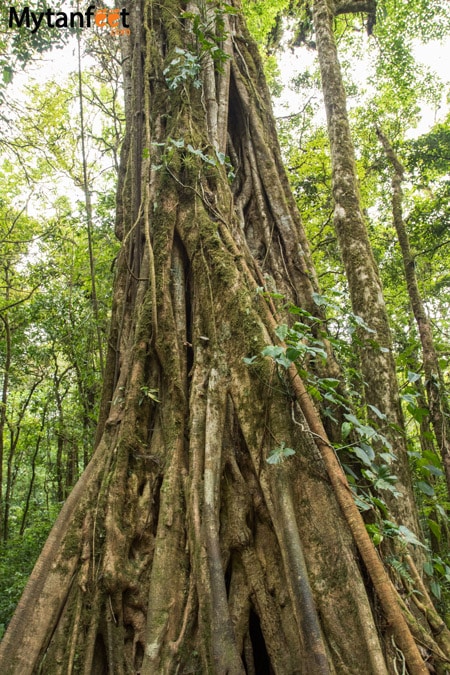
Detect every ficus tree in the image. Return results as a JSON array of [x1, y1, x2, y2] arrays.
[[1, 0, 450, 674]]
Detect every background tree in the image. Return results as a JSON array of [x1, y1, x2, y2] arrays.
[[0, 30, 123, 636]]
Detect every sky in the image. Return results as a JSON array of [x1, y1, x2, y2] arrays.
[[274, 35, 450, 136], [6, 11, 450, 184]]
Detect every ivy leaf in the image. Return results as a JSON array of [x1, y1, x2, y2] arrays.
[[312, 291, 328, 307], [408, 406, 430, 423], [401, 393, 417, 404], [424, 465, 443, 477], [352, 314, 376, 334], [261, 345, 291, 369], [275, 323, 288, 341], [285, 347, 301, 362]]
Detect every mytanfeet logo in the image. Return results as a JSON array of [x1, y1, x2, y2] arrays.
[[8, 5, 130, 35]]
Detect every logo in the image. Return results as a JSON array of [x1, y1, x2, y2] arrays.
[[8, 5, 130, 35]]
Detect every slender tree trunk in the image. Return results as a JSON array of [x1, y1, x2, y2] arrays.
[[0, 304, 11, 541], [312, 0, 420, 536], [0, 1, 447, 673], [77, 30, 105, 377], [377, 128, 450, 498], [2, 379, 41, 541], [54, 371, 66, 503], [19, 403, 48, 536]]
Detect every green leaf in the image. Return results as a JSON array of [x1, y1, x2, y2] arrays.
[[275, 324, 288, 341], [424, 465, 443, 477], [398, 525, 426, 548], [320, 378, 340, 389], [407, 370, 421, 383], [343, 413, 360, 426], [352, 446, 373, 467], [283, 447, 295, 457], [367, 404, 387, 420], [352, 314, 376, 333], [371, 497, 389, 517], [430, 579, 442, 600], [417, 481, 435, 497], [366, 523, 383, 545], [215, 150, 226, 164], [285, 347, 301, 362], [353, 493, 373, 511], [435, 504, 448, 521], [408, 406, 430, 423], [423, 561, 434, 576], [312, 292, 328, 307], [427, 519, 441, 542], [266, 442, 295, 464], [2, 66, 13, 84], [341, 421, 352, 439], [401, 393, 417, 404], [261, 345, 291, 369]]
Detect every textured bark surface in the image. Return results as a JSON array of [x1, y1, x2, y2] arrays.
[[0, 1, 448, 674], [312, 0, 421, 537]]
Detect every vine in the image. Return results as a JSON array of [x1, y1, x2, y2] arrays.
[[245, 288, 450, 606]]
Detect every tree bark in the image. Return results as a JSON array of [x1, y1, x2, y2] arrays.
[[0, 1, 447, 673], [312, 0, 420, 537]]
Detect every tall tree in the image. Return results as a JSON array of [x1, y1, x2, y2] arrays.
[[377, 128, 450, 498], [311, 0, 421, 534], [1, 1, 449, 673]]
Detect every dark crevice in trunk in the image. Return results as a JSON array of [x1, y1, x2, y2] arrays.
[[225, 558, 233, 598], [150, 473, 163, 538], [247, 608, 273, 675], [92, 633, 108, 675]]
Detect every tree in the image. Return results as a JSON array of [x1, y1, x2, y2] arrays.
[[311, 0, 422, 536], [0, 54, 120, 631], [1, 1, 449, 673], [377, 128, 450, 499]]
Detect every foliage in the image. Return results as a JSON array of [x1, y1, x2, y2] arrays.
[[0, 1, 71, 105], [247, 284, 450, 604], [1, 0, 450, 650], [0, 33, 122, 630]]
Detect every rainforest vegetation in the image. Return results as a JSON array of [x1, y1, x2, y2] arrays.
[[0, 0, 450, 672]]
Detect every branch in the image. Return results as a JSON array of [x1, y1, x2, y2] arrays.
[[334, 0, 376, 16], [376, 127, 405, 178]]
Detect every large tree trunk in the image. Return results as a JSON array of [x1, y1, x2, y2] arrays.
[[312, 0, 420, 536], [0, 1, 447, 673]]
